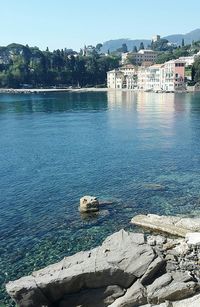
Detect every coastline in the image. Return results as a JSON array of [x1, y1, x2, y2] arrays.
[[0, 87, 199, 94], [0, 87, 108, 94]]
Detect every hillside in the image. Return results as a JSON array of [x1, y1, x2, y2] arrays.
[[101, 29, 200, 52], [101, 39, 151, 53], [164, 28, 200, 45]]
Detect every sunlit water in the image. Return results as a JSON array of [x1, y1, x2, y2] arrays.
[[0, 90, 200, 305]]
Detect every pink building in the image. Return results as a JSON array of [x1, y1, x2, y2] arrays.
[[162, 59, 185, 91]]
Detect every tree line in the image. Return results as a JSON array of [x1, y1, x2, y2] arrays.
[[0, 44, 120, 88]]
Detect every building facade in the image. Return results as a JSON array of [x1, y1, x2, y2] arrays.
[[136, 50, 158, 65], [121, 49, 158, 66], [108, 60, 186, 92], [107, 69, 124, 89], [107, 65, 137, 89], [137, 59, 185, 92]]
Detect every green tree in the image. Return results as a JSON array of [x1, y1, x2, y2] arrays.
[[139, 42, 144, 50], [96, 43, 103, 52], [133, 46, 137, 53]]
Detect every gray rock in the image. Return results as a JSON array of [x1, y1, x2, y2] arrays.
[[147, 273, 172, 297], [59, 285, 125, 307], [6, 230, 155, 306], [79, 195, 99, 213], [141, 256, 165, 285], [172, 292, 200, 307], [109, 280, 147, 307], [152, 303, 171, 307], [149, 281, 197, 304], [131, 214, 200, 237], [165, 254, 177, 262], [172, 271, 194, 283], [147, 236, 156, 246], [186, 233, 200, 246], [141, 304, 170, 307], [5, 275, 50, 307], [155, 235, 167, 246]]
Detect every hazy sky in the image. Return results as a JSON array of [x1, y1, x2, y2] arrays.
[[1, 0, 200, 51]]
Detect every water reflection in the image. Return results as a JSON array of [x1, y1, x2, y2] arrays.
[[0, 92, 108, 114]]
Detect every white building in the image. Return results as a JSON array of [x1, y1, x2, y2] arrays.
[[178, 55, 195, 67], [137, 67, 147, 90], [146, 64, 163, 91], [107, 64, 137, 89], [121, 49, 157, 66], [107, 69, 124, 89]]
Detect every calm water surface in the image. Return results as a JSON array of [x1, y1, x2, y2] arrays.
[[0, 91, 200, 304]]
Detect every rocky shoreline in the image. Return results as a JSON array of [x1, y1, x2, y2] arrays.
[[6, 214, 200, 307]]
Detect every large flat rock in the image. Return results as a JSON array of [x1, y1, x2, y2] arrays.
[[6, 228, 200, 307], [6, 230, 155, 307], [131, 214, 200, 237]]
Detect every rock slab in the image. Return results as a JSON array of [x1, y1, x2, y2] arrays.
[[131, 214, 200, 237]]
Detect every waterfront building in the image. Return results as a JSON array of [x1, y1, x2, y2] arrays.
[[137, 66, 147, 90], [162, 59, 185, 91], [146, 64, 163, 91], [107, 64, 137, 89], [108, 59, 186, 91], [107, 69, 124, 89], [137, 59, 186, 92]]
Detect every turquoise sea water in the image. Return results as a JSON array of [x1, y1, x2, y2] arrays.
[[0, 91, 200, 305]]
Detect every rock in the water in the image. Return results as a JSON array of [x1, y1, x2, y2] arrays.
[[143, 183, 166, 191], [79, 195, 99, 213], [131, 214, 200, 237]]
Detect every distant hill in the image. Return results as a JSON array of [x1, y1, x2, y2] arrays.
[[164, 29, 200, 45], [101, 39, 151, 53], [101, 29, 200, 52]]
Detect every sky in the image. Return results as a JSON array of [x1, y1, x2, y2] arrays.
[[1, 0, 200, 51]]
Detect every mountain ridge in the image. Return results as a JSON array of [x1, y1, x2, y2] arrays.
[[101, 28, 200, 52]]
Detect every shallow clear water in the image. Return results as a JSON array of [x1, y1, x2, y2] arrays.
[[0, 91, 200, 304]]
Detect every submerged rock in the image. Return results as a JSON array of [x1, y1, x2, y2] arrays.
[[143, 183, 166, 191], [79, 195, 99, 213]]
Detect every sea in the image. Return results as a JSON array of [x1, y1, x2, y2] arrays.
[[0, 90, 200, 305]]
